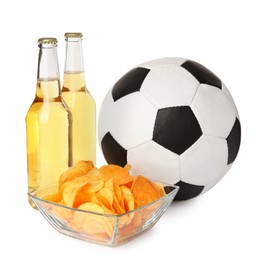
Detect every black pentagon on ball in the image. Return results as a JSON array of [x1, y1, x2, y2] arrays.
[[169, 181, 204, 200], [181, 60, 222, 89], [226, 117, 241, 165], [153, 106, 202, 155], [101, 132, 127, 167], [112, 67, 150, 102]]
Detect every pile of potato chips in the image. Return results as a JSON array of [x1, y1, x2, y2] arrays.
[[43, 160, 166, 241]]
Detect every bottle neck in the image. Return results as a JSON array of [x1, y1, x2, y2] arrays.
[[37, 44, 60, 80], [64, 38, 84, 73], [36, 44, 61, 100], [63, 37, 87, 91], [36, 80, 61, 101]]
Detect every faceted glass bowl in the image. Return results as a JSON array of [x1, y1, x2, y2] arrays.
[[29, 180, 178, 247]]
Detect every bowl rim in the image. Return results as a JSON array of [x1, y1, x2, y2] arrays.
[[29, 179, 179, 218]]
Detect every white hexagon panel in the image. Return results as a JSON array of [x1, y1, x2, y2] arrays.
[[109, 91, 157, 150], [191, 83, 236, 138], [202, 164, 233, 193], [180, 135, 228, 185], [128, 140, 181, 184], [141, 65, 199, 108]]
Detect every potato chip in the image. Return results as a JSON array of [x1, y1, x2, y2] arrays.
[[131, 175, 161, 208], [50, 204, 74, 224], [94, 193, 114, 212], [90, 193, 101, 206], [81, 175, 104, 193], [153, 182, 166, 197], [123, 164, 131, 172], [99, 164, 134, 185], [119, 211, 143, 236], [104, 177, 114, 191], [113, 183, 122, 204], [121, 186, 134, 212], [59, 167, 84, 188], [59, 160, 94, 188], [62, 176, 92, 207], [73, 189, 93, 208], [118, 186, 135, 227], [43, 191, 62, 203], [75, 160, 94, 174], [90, 194, 115, 216], [87, 167, 100, 176], [118, 213, 132, 228], [98, 188, 113, 207], [113, 195, 125, 215], [102, 180, 125, 215], [74, 202, 113, 237]]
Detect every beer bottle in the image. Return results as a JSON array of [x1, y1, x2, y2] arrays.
[[62, 33, 96, 165], [26, 38, 72, 208]]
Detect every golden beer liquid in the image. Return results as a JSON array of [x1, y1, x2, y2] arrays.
[[62, 72, 96, 165], [26, 79, 72, 207]]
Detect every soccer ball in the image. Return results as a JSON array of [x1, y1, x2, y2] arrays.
[[98, 57, 241, 200]]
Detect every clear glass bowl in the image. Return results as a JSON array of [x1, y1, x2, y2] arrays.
[[29, 180, 179, 247]]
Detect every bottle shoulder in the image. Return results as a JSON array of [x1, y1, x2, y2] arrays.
[[62, 91, 95, 108], [26, 100, 72, 118]]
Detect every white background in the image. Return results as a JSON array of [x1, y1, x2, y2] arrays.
[[1, 0, 265, 259]]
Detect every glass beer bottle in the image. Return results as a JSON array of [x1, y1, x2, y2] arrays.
[[26, 38, 72, 208], [62, 32, 96, 165]]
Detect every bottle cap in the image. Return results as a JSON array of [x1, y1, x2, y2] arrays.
[[64, 32, 83, 39], [38, 37, 58, 45]]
